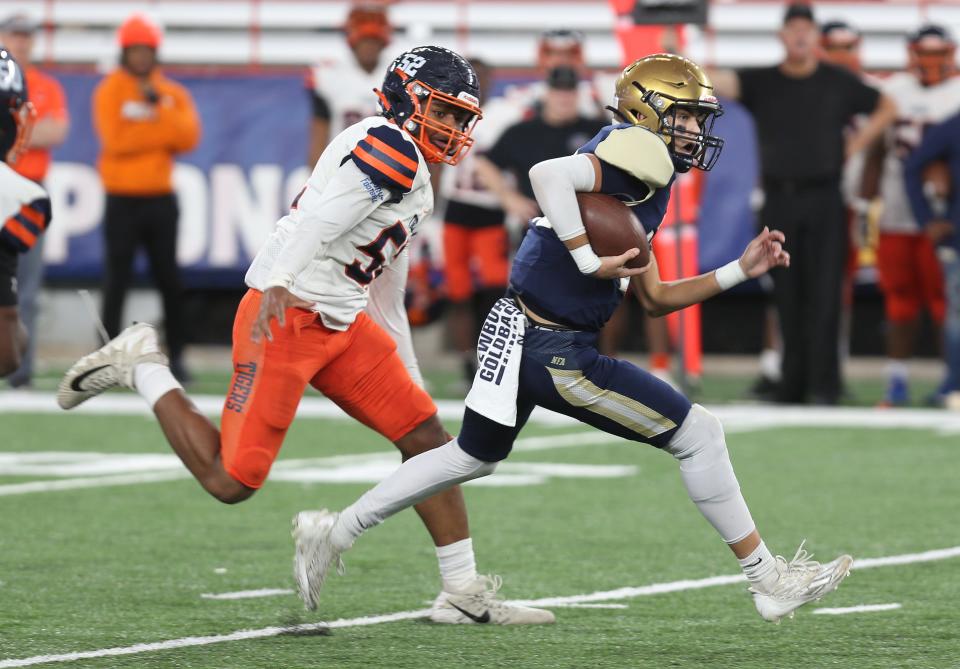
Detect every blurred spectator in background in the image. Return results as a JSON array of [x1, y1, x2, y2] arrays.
[[506, 29, 609, 120], [869, 25, 960, 406], [711, 2, 896, 404], [1, 13, 68, 389], [307, 3, 392, 167], [818, 19, 870, 395], [475, 66, 607, 228], [439, 59, 522, 385], [93, 14, 200, 382], [904, 110, 960, 409]]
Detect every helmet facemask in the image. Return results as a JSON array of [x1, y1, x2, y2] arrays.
[[616, 81, 724, 173], [909, 45, 957, 86], [378, 78, 482, 165]]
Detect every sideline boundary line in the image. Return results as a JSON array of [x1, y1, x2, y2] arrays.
[[2, 545, 958, 668]]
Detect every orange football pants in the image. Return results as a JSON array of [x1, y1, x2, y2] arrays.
[[443, 223, 509, 302], [220, 289, 437, 488], [876, 232, 945, 324]]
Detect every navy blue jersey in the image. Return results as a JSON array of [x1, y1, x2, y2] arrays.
[[508, 123, 674, 331]]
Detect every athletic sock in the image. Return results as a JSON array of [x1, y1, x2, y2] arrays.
[[134, 362, 182, 409], [760, 348, 781, 381], [436, 538, 478, 593], [885, 359, 908, 382], [739, 541, 779, 593]]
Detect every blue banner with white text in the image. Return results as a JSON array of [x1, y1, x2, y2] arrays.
[[41, 72, 756, 288]]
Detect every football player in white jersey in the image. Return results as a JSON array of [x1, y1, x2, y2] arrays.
[[57, 46, 554, 625], [0, 49, 52, 377], [873, 25, 960, 406], [307, 3, 393, 167]]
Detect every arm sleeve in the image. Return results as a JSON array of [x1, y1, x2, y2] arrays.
[[349, 124, 420, 198], [528, 153, 598, 242], [265, 159, 387, 288], [366, 246, 424, 387], [903, 116, 956, 227]]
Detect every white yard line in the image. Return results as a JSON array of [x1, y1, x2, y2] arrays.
[[0, 471, 189, 497], [813, 603, 902, 615], [201, 589, 294, 601], [0, 433, 622, 497], [4, 392, 960, 434], [3, 544, 957, 669]]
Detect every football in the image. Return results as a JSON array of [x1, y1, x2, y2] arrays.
[[576, 192, 649, 269]]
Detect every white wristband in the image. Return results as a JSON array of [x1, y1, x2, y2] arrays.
[[570, 244, 602, 275], [715, 259, 748, 290]]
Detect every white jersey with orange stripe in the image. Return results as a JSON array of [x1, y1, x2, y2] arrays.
[[0, 161, 52, 254], [245, 116, 433, 334], [308, 55, 391, 140], [878, 72, 960, 234]]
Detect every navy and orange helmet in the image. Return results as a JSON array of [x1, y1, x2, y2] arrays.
[[0, 48, 33, 164], [376, 46, 482, 165]]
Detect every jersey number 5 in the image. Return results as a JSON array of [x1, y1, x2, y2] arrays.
[[345, 221, 408, 285]]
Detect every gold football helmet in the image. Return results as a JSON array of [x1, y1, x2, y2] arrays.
[[612, 53, 724, 172]]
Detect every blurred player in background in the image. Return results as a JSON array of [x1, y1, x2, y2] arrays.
[[904, 110, 960, 409], [505, 29, 608, 121], [59, 45, 552, 626], [296, 54, 854, 626], [307, 3, 392, 167], [1, 13, 68, 389], [0, 49, 53, 378], [475, 66, 607, 224], [870, 25, 960, 406], [439, 58, 521, 384], [93, 14, 201, 383]]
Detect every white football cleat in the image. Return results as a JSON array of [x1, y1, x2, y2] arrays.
[[750, 541, 853, 623], [57, 323, 168, 410], [430, 575, 556, 625], [292, 509, 345, 611]]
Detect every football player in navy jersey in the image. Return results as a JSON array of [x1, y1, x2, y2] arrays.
[[298, 54, 854, 624]]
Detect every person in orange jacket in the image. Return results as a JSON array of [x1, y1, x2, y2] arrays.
[[92, 14, 200, 381]]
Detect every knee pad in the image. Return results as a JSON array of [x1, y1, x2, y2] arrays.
[[665, 404, 736, 501], [666, 404, 726, 466]]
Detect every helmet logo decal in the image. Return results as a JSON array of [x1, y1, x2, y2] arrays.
[[457, 91, 480, 107], [398, 54, 427, 77]]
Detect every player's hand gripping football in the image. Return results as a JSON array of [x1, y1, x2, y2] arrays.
[[594, 248, 651, 280], [251, 286, 313, 343], [739, 226, 791, 278]]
